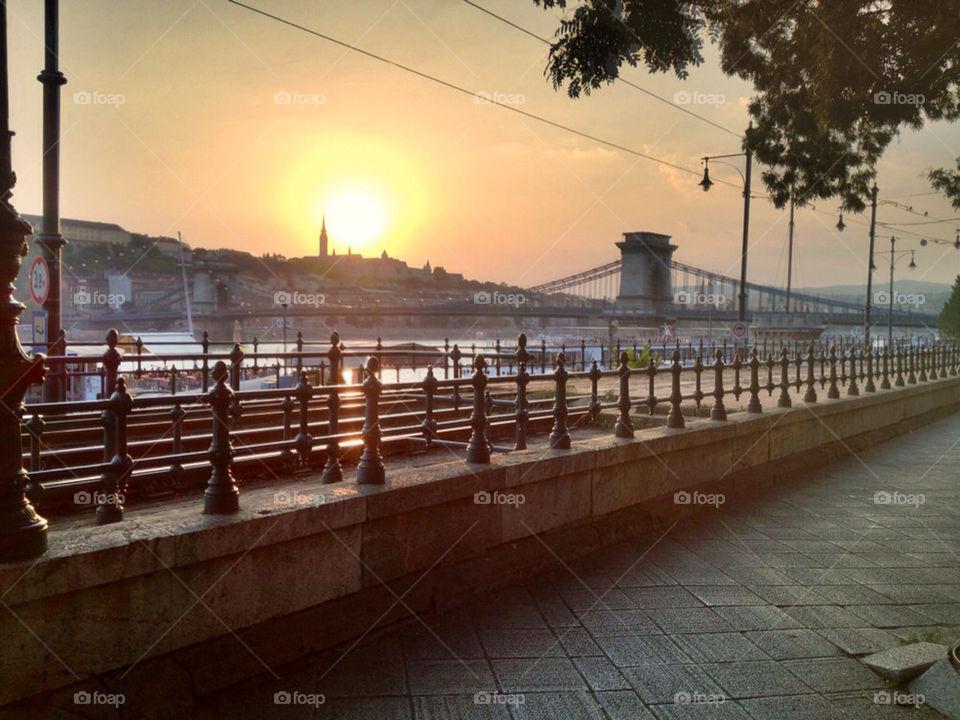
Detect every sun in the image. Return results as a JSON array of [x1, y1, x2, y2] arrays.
[[323, 189, 388, 252]]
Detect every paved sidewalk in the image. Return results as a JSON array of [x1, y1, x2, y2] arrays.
[[200, 413, 960, 719]]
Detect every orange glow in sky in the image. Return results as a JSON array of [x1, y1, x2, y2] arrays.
[[4, 0, 960, 288]]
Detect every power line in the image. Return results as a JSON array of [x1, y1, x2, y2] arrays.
[[809, 206, 956, 244], [460, 0, 743, 140], [226, 0, 746, 190]]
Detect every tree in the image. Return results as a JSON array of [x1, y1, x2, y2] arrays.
[[938, 275, 960, 340], [929, 158, 960, 211], [532, 0, 960, 210]]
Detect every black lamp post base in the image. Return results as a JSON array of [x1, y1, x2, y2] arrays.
[[0, 510, 48, 562]]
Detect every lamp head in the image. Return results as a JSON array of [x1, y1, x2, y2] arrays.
[[698, 165, 713, 192], [836, 211, 845, 232]]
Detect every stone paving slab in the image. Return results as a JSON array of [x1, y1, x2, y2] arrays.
[[862, 642, 948, 683], [195, 412, 960, 719]]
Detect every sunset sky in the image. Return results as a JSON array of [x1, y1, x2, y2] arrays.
[[6, 0, 960, 289]]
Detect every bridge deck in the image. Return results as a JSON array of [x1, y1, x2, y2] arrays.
[[197, 413, 960, 719]]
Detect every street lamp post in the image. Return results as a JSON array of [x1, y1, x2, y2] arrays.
[[0, 0, 49, 561], [37, 0, 67, 402], [281, 301, 288, 379], [864, 185, 879, 347], [699, 130, 753, 322], [885, 236, 916, 349]]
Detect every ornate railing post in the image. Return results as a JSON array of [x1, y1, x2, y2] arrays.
[[693, 351, 704, 411], [169, 402, 186, 488], [25, 412, 43, 477], [895, 344, 905, 387], [466, 355, 491, 463], [803, 346, 817, 403], [549, 352, 571, 449], [229, 342, 244, 390], [864, 343, 876, 393], [847, 348, 860, 396], [515, 334, 530, 449], [732, 350, 743, 402], [134, 336, 143, 378], [587, 359, 602, 424], [357, 357, 386, 483], [279, 394, 295, 473], [422, 365, 438, 449], [827, 346, 840, 399], [97, 378, 132, 525], [777, 347, 792, 408], [615, 351, 634, 437], [321, 332, 342, 483], [919, 345, 928, 382], [667, 349, 684, 428], [296, 331, 304, 375], [747, 348, 762, 413], [201, 330, 210, 392], [102, 328, 121, 397], [294, 370, 313, 471], [880, 346, 891, 390], [907, 345, 917, 384], [204, 361, 239, 514], [929, 343, 938, 380], [450, 343, 462, 411], [711, 349, 727, 421]]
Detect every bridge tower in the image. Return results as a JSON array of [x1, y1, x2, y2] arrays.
[[616, 232, 677, 312]]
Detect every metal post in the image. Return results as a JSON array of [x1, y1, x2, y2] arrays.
[[786, 188, 794, 313], [803, 346, 817, 403], [711, 349, 727, 421], [321, 332, 341, 483], [667, 349, 685, 428], [37, 0, 66, 402], [888, 236, 895, 349], [203, 361, 239, 514], [827, 346, 840, 399], [357, 357, 385, 483], [847, 348, 860, 396], [777, 347, 791, 408], [548, 352, 571, 449], [864, 185, 878, 345], [294, 370, 313, 471], [466, 355, 490, 464], [515, 334, 529, 449], [738, 146, 752, 321], [747, 348, 762, 413], [97, 378, 132, 525], [422, 366, 438, 448]]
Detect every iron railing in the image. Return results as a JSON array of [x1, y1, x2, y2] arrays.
[[20, 330, 959, 525]]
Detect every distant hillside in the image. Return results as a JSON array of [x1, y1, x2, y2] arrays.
[[796, 280, 953, 312]]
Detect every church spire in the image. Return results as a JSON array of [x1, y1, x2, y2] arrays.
[[319, 213, 328, 258]]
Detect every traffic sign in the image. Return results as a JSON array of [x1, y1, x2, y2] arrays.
[[29, 256, 49, 305], [731, 321, 748, 339], [32, 310, 47, 353]]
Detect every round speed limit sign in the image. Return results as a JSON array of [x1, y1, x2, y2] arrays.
[[29, 256, 49, 305]]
